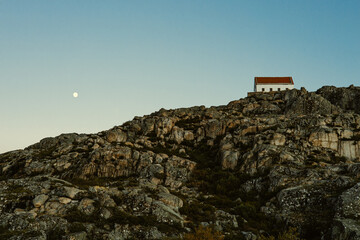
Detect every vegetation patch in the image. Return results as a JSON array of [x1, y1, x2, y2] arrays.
[[68, 222, 87, 233], [65, 206, 182, 234], [182, 136, 286, 237], [47, 226, 66, 240], [180, 201, 216, 222], [0, 226, 40, 239], [259, 227, 303, 240], [187, 138, 220, 169], [183, 225, 224, 240]]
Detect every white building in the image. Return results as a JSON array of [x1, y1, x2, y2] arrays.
[[254, 77, 294, 92]]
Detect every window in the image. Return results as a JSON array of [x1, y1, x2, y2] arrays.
[[278, 88, 281, 91], [270, 88, 273, 91], [262, 88, 265, 91], [286, 88, 289, 90]]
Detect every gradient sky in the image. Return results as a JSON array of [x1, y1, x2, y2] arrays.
[[1, 0, 360, 153]]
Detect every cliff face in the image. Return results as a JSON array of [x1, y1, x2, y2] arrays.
[[1, 85, 360, 240]]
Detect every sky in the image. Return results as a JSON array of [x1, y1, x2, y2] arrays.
[[1, 0, 360, 153]]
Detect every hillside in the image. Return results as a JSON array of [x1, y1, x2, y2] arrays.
[[1, 85, 360, 240]]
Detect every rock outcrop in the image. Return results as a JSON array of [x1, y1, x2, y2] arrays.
[[1, 86, 360, 239]]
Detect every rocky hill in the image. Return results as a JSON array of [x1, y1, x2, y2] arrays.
[[1, 85, 360, 240]]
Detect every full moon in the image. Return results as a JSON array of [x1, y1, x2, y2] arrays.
[[73, 92, 78, 98]]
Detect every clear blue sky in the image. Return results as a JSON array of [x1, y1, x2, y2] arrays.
[[1, 0, 359, 153]]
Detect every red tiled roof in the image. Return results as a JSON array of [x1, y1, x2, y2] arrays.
[[255, 77, 294, 85]]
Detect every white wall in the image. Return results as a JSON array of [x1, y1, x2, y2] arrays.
[[255, 84, 294, 92]]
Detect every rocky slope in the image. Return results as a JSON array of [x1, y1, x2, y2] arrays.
[[1, 85, 360, 240]]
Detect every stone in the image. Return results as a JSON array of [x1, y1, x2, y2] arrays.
[[165, 156, 196, 189], [335, 183, 360, 219], [62, 186, 83, 199], [78, 198, 96, 215], [271, 133, 286, 146], [14, 208, 26, 214], [214, 210, 238, 231], [170, 126, 184, 144], [155, 117, 175, 137], [241, 231, 257, 240], [151, 200, 184, 224], [241, 126, 258, 135], [317, 85, 360, 114], [66, 231, 87, 240], [158, 192, 183, 209], [205, 119, 225, 138], [33, 194, 49, 208], [332, 218, 360, 240], [106, 129, 127, 143], [108, 224, 131, 240], [285, 90, 342, 115], [45, 201, 65, 215], [100, 208, 112, 219], [339, 141, 360, 160], [58, 197, 72, 204], [184, 131, 194, 141], [220, 150, 239, 170], [309, 131, 339, 151]]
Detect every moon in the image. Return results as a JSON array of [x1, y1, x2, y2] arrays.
[[73, 92, 78, 98]]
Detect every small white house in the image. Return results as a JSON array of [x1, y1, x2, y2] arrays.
[[254, 77, 294, 92]]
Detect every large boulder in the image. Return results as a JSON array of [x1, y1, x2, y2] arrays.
[[285, 88, 342, 115], [317, 85, 360, 114]]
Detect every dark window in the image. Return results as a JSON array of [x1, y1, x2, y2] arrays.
[[286, 88, 289, 90], [270, 88, 273, 91], [278, 88, 281, 91], [262, 88, 265, 91]]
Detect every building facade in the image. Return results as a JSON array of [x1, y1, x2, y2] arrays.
[[254, 77, 294, 92]]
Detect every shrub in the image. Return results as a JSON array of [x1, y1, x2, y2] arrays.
[[179, 201, 215, 222], [68, 222, 87, 233], [259, 227, 303, 240], [46, 227, 66, 240], [183, 226, 224, 240]]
